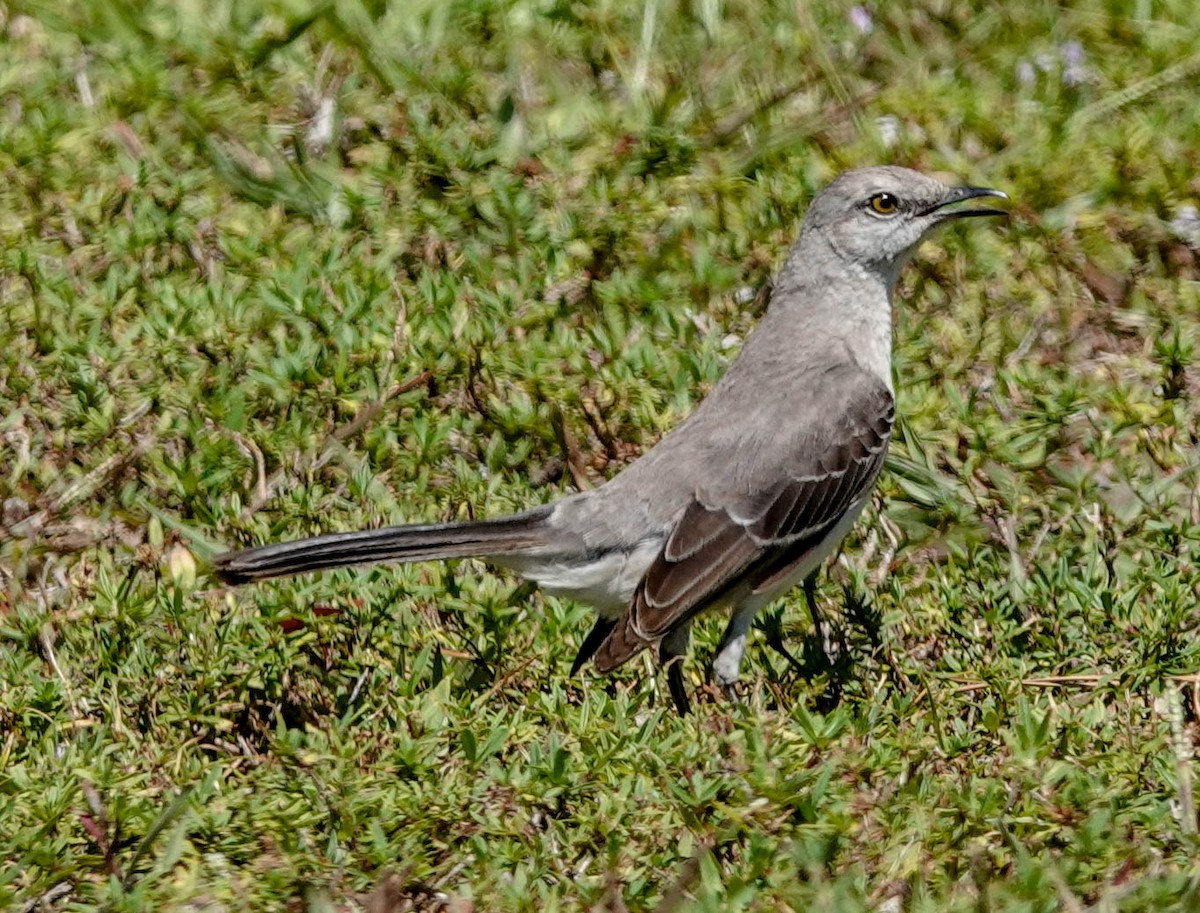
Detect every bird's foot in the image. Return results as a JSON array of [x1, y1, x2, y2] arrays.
[[712, 631, 747, 685], [717, 676, 743, 704], [813, 676, 844, 713]]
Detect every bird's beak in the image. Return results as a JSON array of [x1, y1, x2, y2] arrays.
[[921, 186, 1009, 219]]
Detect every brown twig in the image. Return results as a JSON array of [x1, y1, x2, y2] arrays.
[[6, 428, 158, 541], [240, 369, 432, 517], [1165, 687, 1197, 835], [464, 353, 501, 426], [333, 371, 433, 443], [580, 393, 620, 463], [553, 410, 593, 491], [18, 882, 72, 913], [950, 672, 1200, 694], [654, 840, 713, 913]]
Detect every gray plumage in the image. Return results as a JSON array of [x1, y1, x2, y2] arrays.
[[214, 166, 1007, 712]]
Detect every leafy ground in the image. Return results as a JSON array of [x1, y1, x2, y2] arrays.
[[4, 0, 1200, 909]]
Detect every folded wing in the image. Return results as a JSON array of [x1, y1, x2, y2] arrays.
[[592, 369, 894, 671]]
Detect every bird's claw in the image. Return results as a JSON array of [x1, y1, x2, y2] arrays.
[[719, 677, 742, 703]]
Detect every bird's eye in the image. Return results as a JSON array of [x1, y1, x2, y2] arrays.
[[868, 192, 900, 215]]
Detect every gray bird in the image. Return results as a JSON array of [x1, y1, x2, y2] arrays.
[[215, 166, 1008, 713]]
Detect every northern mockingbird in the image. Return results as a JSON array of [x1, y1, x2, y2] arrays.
[[215, 166, 1007, 713]]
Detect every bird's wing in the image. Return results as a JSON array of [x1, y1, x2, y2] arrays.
[[592, 369, 894, 671]]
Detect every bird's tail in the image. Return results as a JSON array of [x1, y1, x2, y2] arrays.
[[214, 507, 553, 585]]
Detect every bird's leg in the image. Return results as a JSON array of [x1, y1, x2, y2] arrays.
[[809, 577, 854, 711], [659, 627, 692, 715], [713, 606, 758, 701], [803, 573, 846, 673], [803, 574, 826, 660]]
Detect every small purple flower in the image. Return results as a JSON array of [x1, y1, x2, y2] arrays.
[[1016, 60, 1036, 86], [1060, 40, 1087, 86], [876, 115, 900, 148], [1170, 204, 1200, 245], [1060, 40, 1085, 68], [849, 5, 873, 34]]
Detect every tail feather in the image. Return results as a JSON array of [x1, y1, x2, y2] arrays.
[[215, 507, 553, 584], [591, 615, 650, 673]]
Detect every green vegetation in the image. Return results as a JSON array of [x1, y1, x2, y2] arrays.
[[4, 0, 1200, 909]]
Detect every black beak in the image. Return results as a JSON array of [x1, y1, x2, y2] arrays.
[[920, 186, 1009, 219]]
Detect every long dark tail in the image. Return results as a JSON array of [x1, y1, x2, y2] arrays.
[[214, 506, 553, 585]]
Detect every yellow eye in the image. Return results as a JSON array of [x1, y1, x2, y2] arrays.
[[869, 192, 900, 215]]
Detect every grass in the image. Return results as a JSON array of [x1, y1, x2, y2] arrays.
[[4, 0, 1200, 909]]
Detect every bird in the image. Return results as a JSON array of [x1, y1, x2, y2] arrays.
[[214, 166, 1008, 714]]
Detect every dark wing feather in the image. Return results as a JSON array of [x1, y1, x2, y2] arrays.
[[592, 374, 894, 672], [641, 505, 759, 612], [663, 503, 735, 562]]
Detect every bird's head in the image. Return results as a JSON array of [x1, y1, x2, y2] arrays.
[[801, 166, 1008, 283]]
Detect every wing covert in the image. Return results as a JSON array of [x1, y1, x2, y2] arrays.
[[592, 372, 894, 672]]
